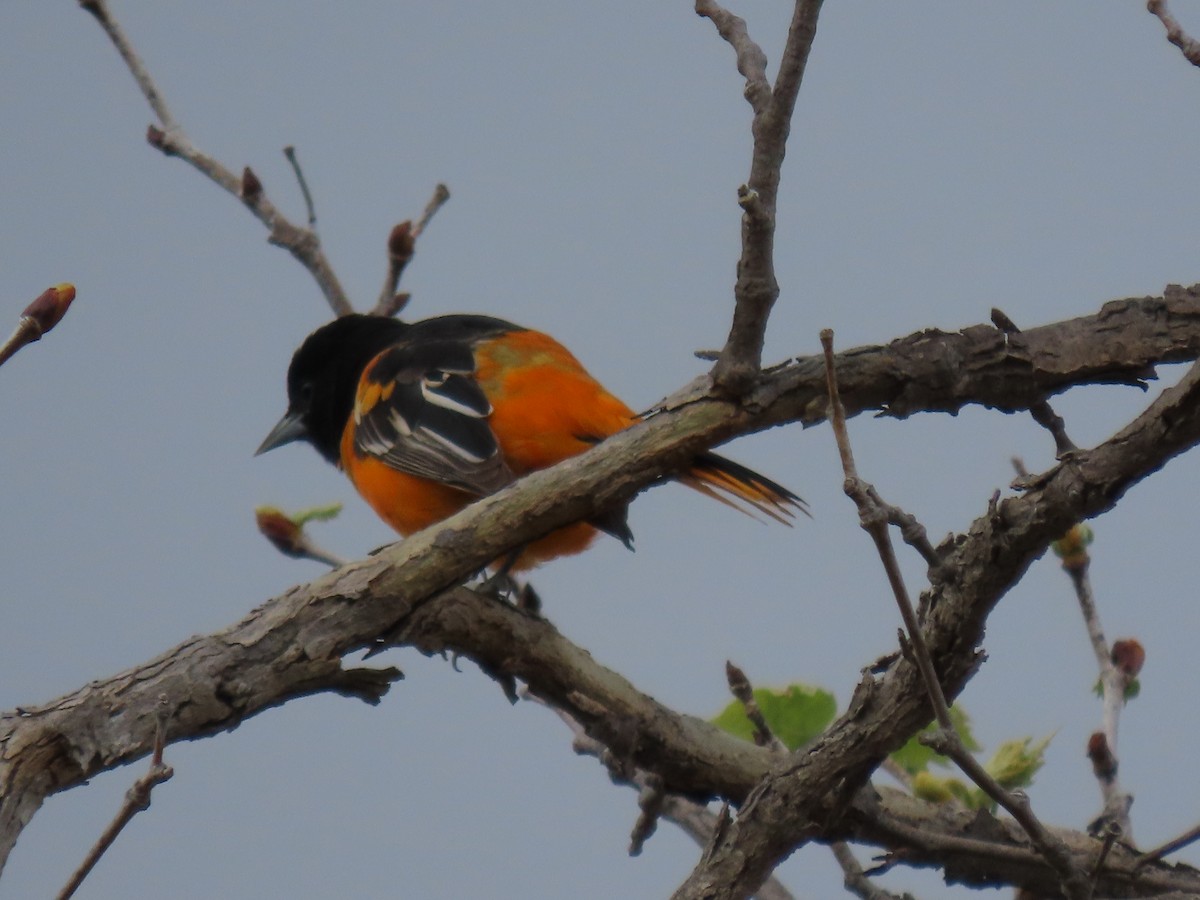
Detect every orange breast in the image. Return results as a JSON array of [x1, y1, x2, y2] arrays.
[[340, 328, 637, 570]]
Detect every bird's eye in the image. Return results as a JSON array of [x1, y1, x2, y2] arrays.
[[297, 381, 315, 405]]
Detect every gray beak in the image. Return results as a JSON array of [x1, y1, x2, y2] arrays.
[[256, 410, 309, 456]]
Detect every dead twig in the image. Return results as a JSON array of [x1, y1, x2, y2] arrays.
[[821, 328, 1093, 900], [1138, 821, 1200, 867], [283, 145, 318, 229], [1047, 518, 1137, 839], [992, 309, 1077, 458], [697, 0, 825, 392], [726, 661, 788, 755], [525, 693, 797, 898], [1148, 0, 1200, 67], [79, 0, 352, 315], [830, 841, 913, 900], [372, 184, 451, 317], [56, 695, 174, 900]]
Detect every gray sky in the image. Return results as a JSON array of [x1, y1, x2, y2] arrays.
[[3, 2, 1200, 897]]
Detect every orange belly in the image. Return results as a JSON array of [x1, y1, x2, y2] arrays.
[[339, 329, 637, 570]]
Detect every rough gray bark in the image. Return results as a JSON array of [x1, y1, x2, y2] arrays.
[[5, 288, 1200, 897]]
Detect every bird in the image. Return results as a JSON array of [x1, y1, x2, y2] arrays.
[[257, 313, 804, 571]]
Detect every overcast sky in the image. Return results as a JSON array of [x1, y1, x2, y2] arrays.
[[4, 3, 1200, 898]]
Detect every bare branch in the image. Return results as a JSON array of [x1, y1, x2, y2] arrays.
[[56, 695, 173, 900], [670, 343, 1200, 898], [707, 0, 825, 391], [1053, 527, 1136, 837], [822, 327, 1091, 900], [819, 329, 954, 732], [412, 182, 451, 240], [532, 697, 797, 900], [79, 0, 353, 315], [992, 308, 1078, 457], [283, 146, 318, 229], [1139, 821, 1200, 867], [372, 184, 451, 316], [726, 661, 788, 754], [830, 842, 912, 900], [694, 1, 770, 114], [3, 291, 1200, 894], [1148, 0, 1200, 67]]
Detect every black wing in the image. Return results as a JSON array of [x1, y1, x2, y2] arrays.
[[351, 338, 513, 496]]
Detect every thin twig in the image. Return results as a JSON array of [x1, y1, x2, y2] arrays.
[[865, 484, 941, 573], [1148, 0, 1200, 68], [283, 146, 318, 229], [630, 773, 666, 856], [821, 328, 1093, 900], [1138, 821, 1200, 867], [1091, 822, 1121, 882], [830, 841, 913, 900], [371, 184, 451, 317], [699, 0, 825, 391], [992, 309, 1077, 457], [726, 661, 788, 754], [57, 695, 174, 900], [525, 693, 797, 899], [1047, 516, 1135, 839], [819, 330, 953, 731], [412, 182, 451, 240], [79, 0, 353, 315]]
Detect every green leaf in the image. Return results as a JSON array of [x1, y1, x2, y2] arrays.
[[294, 502, 343, 525], [912, 771, 978, 806], [984, 735, 1052, 791], [710, 684, 836, 750]]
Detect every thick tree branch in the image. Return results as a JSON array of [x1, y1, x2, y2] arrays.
[[4, 289, 1200, 891], [846, 786, 1200, 898], [79, 0, 353, 315], [670, 352, 1200, 896]]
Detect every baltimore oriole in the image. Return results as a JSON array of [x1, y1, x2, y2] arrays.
[[257, 314, 804, 569]]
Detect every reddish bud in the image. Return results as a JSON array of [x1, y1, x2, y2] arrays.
[[990, 308, 1021, 334], [1111, 639, 1146, 678], [255, 507, 304, 558], [0, 283, 77, 369], [725, 660, 751, 701], [145, 124, 173, 155], [1086, 732, 1117, 779], [21, 283, 75, 335], [387, 221, 415, 263], [241, 167, 263, 202]]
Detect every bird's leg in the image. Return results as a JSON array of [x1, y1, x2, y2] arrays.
[[474, 547, 543, 616]]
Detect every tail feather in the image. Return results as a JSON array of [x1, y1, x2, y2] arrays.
[[682, 451, 808, 525]]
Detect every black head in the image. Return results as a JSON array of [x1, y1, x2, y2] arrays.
[[257, 315, 409, 465]]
